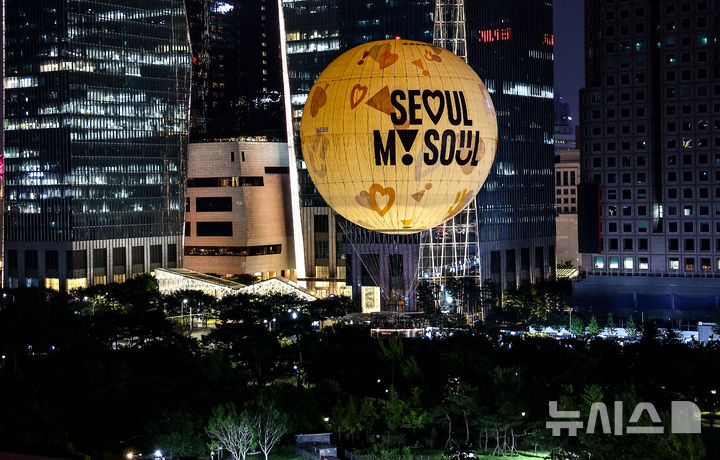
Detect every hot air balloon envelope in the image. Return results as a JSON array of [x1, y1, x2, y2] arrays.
[[300, 39, 497, 234]]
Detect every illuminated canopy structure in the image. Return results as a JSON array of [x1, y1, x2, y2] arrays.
[[300, 39, 497, 234]]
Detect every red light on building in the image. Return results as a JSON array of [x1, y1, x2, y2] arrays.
[[394, 35, 401, 40], [477, 28, 511, 43], [543, 33, 554, 46]]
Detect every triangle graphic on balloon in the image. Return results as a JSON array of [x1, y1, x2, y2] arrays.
[[411, 190, 425, 202], [397, 129, 418, 152], [411, 59, 430, 76], [366, 86, 394, 116]]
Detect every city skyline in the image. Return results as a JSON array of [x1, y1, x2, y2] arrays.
[[3, 2, 720, 459]]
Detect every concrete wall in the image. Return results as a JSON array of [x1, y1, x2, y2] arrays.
[[556, 214, 580, 267]]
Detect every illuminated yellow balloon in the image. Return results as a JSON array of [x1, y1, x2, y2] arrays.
[[300, 39, 497, 233]]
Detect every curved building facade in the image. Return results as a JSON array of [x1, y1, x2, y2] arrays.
[[183, 141, 296, 279]]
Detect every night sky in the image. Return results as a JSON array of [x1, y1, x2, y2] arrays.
[[553, 0, 584, 125]]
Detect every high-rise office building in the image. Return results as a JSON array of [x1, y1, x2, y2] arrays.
[[580, 0, 720, 286], [555, 97, 577, 152], [465, 0, 556, 290], [187, 0, 284, 141], [554, 98, 580, 273], [3, 0, 191, 289], [555, 149, 581, 270]]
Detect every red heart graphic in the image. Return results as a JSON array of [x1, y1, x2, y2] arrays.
[[379, 51, 399, 69], [350, 84, 368, 109]]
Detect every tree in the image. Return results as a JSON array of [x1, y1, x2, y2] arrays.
[[402, 387, 427, 433], [358, 397, 380, 442], [205, 294, 280, 384], [445, 278, 482, 314], [711, 313, 720, 336], [664, 327, 682, 344], [144, 409, 206, 458], [570, 315, 585, 335], [626, 315, 637, 339], [604, 312, 616, 336], [588, 315, 601, 336], [255, 402, 288, 460], [378, 337, 418, 386], [444, 380, 479, 446], [206, 403, 255, 460], [307, 296, 356, 328], [385, 387, 406, 448], [417, 281, 441, 315], [640, 318, 660, 344]]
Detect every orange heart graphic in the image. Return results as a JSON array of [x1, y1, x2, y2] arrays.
[[379, 51, 399, 69], [350, 84, 368, 109], [369, 183, 396, 217], [424, 49, 442, 62]]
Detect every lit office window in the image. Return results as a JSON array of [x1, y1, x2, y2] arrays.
[[624, 257, 634, 270], [609, 257, 619, 269]]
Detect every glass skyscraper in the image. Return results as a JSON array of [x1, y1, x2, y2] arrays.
[[465, 0, 556, 291], [3, 0, 191, 289], [186, 0, 285, 141]]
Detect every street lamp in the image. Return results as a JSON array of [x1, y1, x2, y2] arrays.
[[181, 298, 188, 328]]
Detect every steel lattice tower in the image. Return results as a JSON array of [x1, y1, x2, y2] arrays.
[[432, 0, 467, 61], [419, 0, 481, 304]]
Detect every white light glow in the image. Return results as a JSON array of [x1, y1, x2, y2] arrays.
[[278, 0, 307, 283]]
